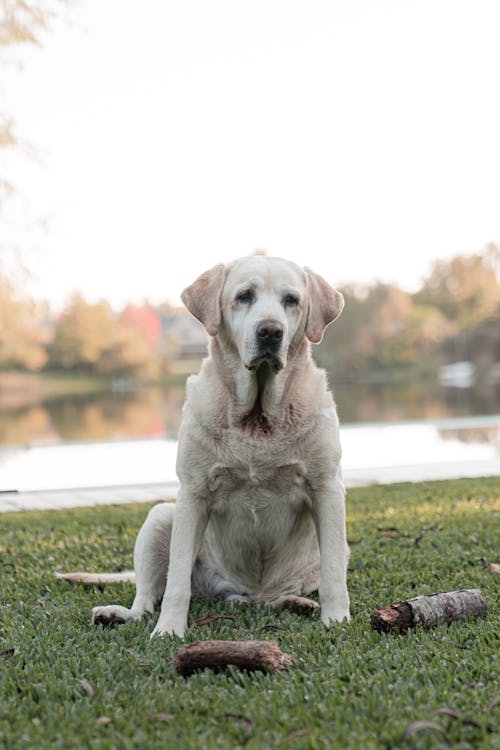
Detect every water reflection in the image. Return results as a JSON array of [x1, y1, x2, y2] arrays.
[[0, 386, 185, 446], [1, 378, 500, 447], [48, 388, 185, 442], [333, 379, 500, 424]]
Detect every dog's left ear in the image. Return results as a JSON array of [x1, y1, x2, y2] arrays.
[[304, 267, 344, 343], [181, 263, 226, 336]]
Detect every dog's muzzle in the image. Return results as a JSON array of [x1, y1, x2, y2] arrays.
[[257, 320, 283, 350], [246, 320, 284, 372]]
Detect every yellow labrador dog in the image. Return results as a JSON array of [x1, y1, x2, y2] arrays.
[[92, 256, 350, 637]]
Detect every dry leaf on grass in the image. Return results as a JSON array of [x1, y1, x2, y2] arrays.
[[192, 614, 237, 626], [224, 714, 253, 734], [148, 712, 174, 722], [80, 679, 94, 698], [377, 526, 405, 540], [402, 720, 449, 741], [125, 649, 152, 669], [488, 696, 500, 711], [284, 729, 310, 744], [0, 647, 19, 659], [479, 558, 500, 574], [435, 707, 479, 727]]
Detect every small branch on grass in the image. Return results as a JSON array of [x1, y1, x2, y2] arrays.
[[259, 624, 288, 634], [55, 571, 135, 585], [371, 589, 487, 633], [173, 640, 292, 676]]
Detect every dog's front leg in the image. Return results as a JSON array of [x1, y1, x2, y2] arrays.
[[151, 491, 208, 638], [312, 473, 350, 626]]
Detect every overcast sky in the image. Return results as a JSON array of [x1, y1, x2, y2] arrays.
[[3, 0, 500, 308]]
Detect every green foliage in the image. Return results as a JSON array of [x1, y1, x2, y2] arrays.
[[318, 247, 500, 376], [48, 296, 165, 379], [318, 282, 453, 373], [416, 251, 500, 329], [49, 294, 116, 372], [1, 477, 499, 749]]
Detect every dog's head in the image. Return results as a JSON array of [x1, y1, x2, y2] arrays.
[[181, 256, 344, 372]]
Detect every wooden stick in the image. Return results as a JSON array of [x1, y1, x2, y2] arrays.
[[174, 640, 293, 676], [55, 571, 135, 585], [371, 589, 487, 633]]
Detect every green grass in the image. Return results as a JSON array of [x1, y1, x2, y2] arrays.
[[1, 478, 499, 750]]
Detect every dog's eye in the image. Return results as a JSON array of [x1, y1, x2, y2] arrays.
[[283, 294, 299, 307], [236, 289, 255, 304]]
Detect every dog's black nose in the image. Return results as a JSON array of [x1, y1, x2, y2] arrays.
[[256, 320, 284, 348]]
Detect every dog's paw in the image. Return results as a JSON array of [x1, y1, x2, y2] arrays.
[[150, 618, 187, 639], [281, 595, 320, 616], [320, 608, 351, 626], [92, 605, 132, 627]]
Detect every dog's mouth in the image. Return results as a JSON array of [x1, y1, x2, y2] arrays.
[[245, 353, 283, 374]]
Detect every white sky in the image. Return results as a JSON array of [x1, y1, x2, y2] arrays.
[[3, 0, 500, 309]]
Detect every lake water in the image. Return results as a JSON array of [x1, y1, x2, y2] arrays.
[[1, 378, 500, 495], [2, 378, 500, 446]]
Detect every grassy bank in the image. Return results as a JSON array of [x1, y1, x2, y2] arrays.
[[1, 478, 499, 749]]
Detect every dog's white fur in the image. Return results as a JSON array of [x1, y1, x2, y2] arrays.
[[92, 256, 350, 637]]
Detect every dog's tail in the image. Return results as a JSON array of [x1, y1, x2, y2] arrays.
[[55, 571, 136, 585]]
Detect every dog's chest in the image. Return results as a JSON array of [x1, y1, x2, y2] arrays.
[[204, 425, 315, 507], [206, 459, 311, 519], [208, 459, 306, 492], [200, 459, 316, 590]]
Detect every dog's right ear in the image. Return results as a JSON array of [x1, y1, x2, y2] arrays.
[[304, 267, 345, 344], [181, 263, 226, 336]]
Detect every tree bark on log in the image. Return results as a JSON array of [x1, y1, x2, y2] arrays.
[[371, 588, 487, 633], [174, 640, 293, 676]]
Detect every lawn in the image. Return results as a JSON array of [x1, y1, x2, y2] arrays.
[[1, 477, 499, 750]]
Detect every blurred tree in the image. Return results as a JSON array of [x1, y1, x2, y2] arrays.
[[367, 285, 456, 366], [49, 294, 115, 371], [99, 323, 162, 380], [0, 0, 65, 46], [416, 249, 500, 329], [119, 304, 162, 347], [1, 0, 69, 272], [404, 303, 455, 357], [0, 277, 49, 369], [316, 285, 371, 372], [318, 283, 453, 374], [97, 305, 164, 379]]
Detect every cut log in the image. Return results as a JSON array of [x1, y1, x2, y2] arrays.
[[371, 588, 487, 633], [173, 640, 293, 676]]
